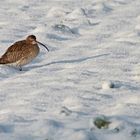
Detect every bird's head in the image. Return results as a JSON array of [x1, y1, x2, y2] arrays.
[[26, 35, 49, 51], [26, 35, 37, 45]]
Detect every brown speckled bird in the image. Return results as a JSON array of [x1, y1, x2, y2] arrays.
[[0, 35, 49, 71]]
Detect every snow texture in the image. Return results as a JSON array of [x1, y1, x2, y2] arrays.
[[0, 0, 140, 140]]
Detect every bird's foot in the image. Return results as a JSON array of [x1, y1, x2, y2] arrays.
[[19, 66, 22, 71]]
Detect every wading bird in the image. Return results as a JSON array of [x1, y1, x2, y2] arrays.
[[0, 35, 49, 71]]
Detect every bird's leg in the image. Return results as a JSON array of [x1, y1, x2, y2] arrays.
[[19, 66, 22, 71]]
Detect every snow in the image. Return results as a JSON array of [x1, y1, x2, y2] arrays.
[[0, 0, 140, 139]]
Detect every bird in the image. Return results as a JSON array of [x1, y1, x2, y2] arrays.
[[0, 35, 49, 71]]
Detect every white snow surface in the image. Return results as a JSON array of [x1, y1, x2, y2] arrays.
[[0, 0, 140, 140]]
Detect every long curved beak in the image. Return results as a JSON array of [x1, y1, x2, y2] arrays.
[[37, 41, 49, 52]]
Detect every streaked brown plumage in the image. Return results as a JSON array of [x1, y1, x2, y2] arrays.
[[0, 35, 49, 71]]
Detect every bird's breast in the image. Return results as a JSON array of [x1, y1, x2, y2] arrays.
[[30, 44, 40, 58]]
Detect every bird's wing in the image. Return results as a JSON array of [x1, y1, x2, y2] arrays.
[[0, 40, 27, 64]]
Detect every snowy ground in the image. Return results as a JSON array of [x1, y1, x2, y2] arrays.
[[0, 0, 140, 140]]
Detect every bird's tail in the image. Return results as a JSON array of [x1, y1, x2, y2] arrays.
[[0, 57, 7, 64]]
